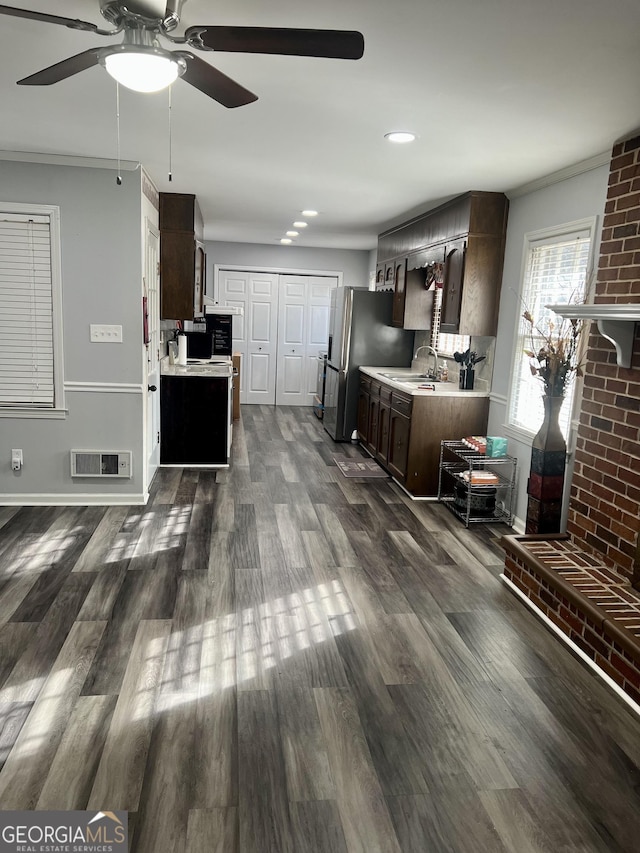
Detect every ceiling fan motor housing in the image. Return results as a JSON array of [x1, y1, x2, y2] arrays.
[[99, 0, 182, 31]]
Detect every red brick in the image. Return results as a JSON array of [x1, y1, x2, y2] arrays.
[[611, 652, 640, 687], [597, 267, 623, 282], [615, 194, 640, 210], [618, 265, 640, 280], [611, 151, 635, 170], [603, 213, 626, 229], [595, 653, 626, 686], [608, 251, 636, 266], [620, 163, 640, 181]]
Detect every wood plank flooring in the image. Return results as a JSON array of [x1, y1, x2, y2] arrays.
[[1, 405, 640, 851]]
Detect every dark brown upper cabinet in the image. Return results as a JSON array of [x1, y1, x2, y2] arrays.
[[159, 192, 205, 321], [377, 191, 508, 336]]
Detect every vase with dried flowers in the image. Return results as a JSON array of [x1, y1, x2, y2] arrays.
[[522, 306, 584, 534]]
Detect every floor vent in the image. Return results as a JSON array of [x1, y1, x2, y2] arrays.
[[70, 450, 132, 478]]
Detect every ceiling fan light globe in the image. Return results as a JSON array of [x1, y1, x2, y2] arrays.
[[104, 51, 182, 93]]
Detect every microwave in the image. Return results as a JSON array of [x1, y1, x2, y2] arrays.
[[184, 331, 214, 360]]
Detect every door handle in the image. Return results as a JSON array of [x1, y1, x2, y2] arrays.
[[148, 384, 157, 392]]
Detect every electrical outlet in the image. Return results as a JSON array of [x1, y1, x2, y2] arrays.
[[90, 324, 123, 343], [11, 449, 23, 471]]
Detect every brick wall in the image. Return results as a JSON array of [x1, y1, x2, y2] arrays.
[[567, 134, 640, 584]]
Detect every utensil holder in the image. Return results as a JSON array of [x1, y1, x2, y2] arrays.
[[459, 367, 475, 390]]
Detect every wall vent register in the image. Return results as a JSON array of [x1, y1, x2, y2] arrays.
[[70, 450, 132, 478]]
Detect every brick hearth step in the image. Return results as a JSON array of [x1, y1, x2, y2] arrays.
[[501, 534, 640, 708]]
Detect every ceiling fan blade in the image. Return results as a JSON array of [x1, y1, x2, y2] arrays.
[[185, 26, 365, 60], [0, 4, 101, 32], [180, 54, 257, 108], [17, 49, 102, 86]]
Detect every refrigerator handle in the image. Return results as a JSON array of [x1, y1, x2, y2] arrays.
[[340, 288, 353, 370]]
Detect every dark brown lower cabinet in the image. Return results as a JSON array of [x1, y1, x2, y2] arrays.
[[387, 406, 411, 481], [376, 400, 391, 464], [161, 374, 229, 465], [358, 373, 489, 497]]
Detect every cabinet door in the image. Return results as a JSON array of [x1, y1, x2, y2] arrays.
[[160, 232, 195, 320], [194, 244, 205, 317], [384, 263, 395, 291], [366, 396, 380, 456], [441, 238, 466, 332], [375, 264, 385, 291], [387, 410, 411, 481], [357, 388, 370, 442], [376, 400, 391, 463], [391, 258, 407, 328]]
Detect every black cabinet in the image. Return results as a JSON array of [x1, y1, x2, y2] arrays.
[[161, 374, 229, 465]]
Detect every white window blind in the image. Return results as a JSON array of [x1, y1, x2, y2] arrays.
[[430, 286, 470, 356], [509, 228, 591, 438], [0, 212, 55, 408]]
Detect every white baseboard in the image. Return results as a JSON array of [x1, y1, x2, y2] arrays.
[[0, 492, 148, 506]]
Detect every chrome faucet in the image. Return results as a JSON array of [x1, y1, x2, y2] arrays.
[[414, 345, 439, 379]]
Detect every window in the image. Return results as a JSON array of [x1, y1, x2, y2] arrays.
[[0, 203, 64, 414], [431, 286, 470, 356], [508, 219, 596, 439]]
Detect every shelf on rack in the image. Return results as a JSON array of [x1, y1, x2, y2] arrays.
[[438, 440, 517, 527]]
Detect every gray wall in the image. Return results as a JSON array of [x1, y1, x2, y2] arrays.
[[204, 240, 371, 292], [0, 159, 146, 502], [488, 162, 609, 530]]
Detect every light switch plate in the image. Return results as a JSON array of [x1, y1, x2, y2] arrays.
[[90, 324, 123, 343]]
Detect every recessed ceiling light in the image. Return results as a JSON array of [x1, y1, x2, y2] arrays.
[[286, 231, 299, 237], [280, 238, 292, 244], [293, 221, 308, 228], [384, 131, 416, 144], [302, 210, 318, 217]]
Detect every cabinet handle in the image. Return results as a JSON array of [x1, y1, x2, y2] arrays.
[[147, 384, 157, 392]]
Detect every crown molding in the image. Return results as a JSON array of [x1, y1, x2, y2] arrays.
[[508, 151, 610, 199], [0, 150, 140, 171]]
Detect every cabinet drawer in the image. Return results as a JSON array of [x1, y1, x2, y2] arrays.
[[391, 393, 412, 416], [360, 376, 371, 393], [370, 381, 381, 398], [380, 384, 393, 403]]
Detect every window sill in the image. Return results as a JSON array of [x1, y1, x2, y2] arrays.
[[503, 423, 535, 447], [0, 407, 68, 419]]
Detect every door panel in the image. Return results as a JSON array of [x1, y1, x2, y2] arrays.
[[247, 352, 271, 393], [219, 269, 337, 407], [219, 270, 278, 404], [276, 275, 337, 406]]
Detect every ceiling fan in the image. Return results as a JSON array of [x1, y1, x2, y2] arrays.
[[0, 0, 365, 107]]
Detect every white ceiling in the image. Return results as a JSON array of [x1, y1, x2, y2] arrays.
[[1, 0, 640, 249]]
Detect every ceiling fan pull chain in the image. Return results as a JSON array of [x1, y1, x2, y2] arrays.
[[115, 81, 122, 186], [168, 85, 173, 182]]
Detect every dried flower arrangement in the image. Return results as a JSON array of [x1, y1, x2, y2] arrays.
[[522, 308, 583, 397]]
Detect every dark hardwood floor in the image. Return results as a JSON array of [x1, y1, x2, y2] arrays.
[[1, 405, 640, 852]]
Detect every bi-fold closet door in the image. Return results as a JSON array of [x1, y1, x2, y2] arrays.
[[217, 270, 337, 405]]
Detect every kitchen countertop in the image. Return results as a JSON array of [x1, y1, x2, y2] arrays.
[[161, 357, 233, 378], [360, 366, 490, 398]]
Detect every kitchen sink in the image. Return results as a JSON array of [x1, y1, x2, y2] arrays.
[[380, 373, 440, 383]]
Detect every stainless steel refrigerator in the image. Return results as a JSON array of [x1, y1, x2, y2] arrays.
[[323, 288, 414, 441]]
